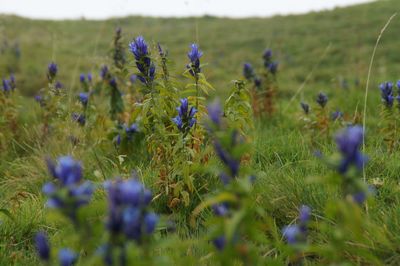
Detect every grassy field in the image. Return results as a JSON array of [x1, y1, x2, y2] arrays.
[[1, 0, 400, 265]]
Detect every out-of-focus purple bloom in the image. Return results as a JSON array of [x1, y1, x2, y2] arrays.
[[267, 61, 278, 75], [109, 77, 117, 89], [187, 43, 203, 76], [125, 123, 138, 139], [214, 137, 240, 178], [58, 248, 77, 266], [254, 77, 261, 88], [335, 125, 367, 174], [144, 212, 158, 234], [34, 232, 50, 261], [212, 204, 228, 217], [157, 43, 167, 57], [299, 205, 311, 224], [104, 177, 158, 243], [243, 63, 254, 80], [55, 81, 63, 90], [207, 99, 222, 126], [2, 79, 11, 92], [79, 73, 85, 83], [44, 156, 93, 221], [300, 102, 310, 115], [130, 74, 137, 84], [379, 82, 394, 107], [282, 225, 300, 245], [331, 110, 343, 121], [352, 192, 366, 205], [100, 65, 109, 80], [213, 236, 226, 251], [72, 113, 86, 126], [114, 134, 121, 146], [316, 92, 328, 108], [9, 74, 16, 90], [78, 92, 89, 107], [129, 36, 155, 84], [172, 98, 197, 134], [35, 95, 44, 106], [47, 62, 58, 81], [263, 49, 272, 60], [87, 73, 92, 83]]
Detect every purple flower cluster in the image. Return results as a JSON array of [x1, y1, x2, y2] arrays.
[[243, 63, 255, 81], [172, 98, 197, 134], [104, 177, 157, 239], [282, 205, 311, 245], [43, 156, 93, 221], [379, 81, 398, 108], [129, 36, 155, 84], [335, 125, 367, 174], [35, 232, 77, 265], [2, 74, 16, 93], [72, 113, 86, 126], [79, 73, 92, 84], [187, 43, 203, 76], [263, 49, 279, 75]]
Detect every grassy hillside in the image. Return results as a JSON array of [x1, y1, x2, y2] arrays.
[[2, 0, 400, 265], [0, 0, 399, 97]]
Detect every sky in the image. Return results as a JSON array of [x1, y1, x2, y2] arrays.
[[0, 0, 375, 20]]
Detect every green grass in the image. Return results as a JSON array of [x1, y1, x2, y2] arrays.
[[1, 0, 400, 265]]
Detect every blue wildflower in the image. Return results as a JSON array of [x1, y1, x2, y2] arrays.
[[58, 248, 77, 266], [47, 62, 58, 81], [267, 61, 279, 75], [87, 73, 92, 83], [263, 49, 272, 61], [129, 36, 155, 84], [316, 92, 328, 108], [144, 212, 159, 234], [254, 77, 262, 88], [282, 225, 301, 244], [44, 156, 93, 221], [100, 65, 109, 80], [34, 232, 50, 261], [2, 78, 11, 92], [79, 73, 85, 83], [379, 82, 395, 107], [213, 132, 240, 178], [187, 43, 203, 76], [125, 123, 138, 140], [331, 110, 343, 121], [207, 99, 222, 126], [55, 81, 63, 90], [213, 236, 226, 251], [172, 98, 197, 134], [130, 74, 137, 84], [243, 63, 254, 80], [212, 203, 228, 217], [72, 113, 86, 126], [300, 102, 310, 115], [335, 125, 367, 174], [78, 92, 89, 107]]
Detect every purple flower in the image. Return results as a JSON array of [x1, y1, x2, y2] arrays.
[[299, 205, 311, 224], [34, 232, 50, 261], [316, 92, 328, 108], [213, 135, 240, 178], [267, 62, 278, 75], [129, 36, 155, 84], [300, 102, 309, 114], [331, 110, 343, 121], [44, 156, 93, 221], [172, 98, 197, 134], [263, 49, 272, 61], [282, 225, 300, 244], [187, 43, 203, 76], [254, 77, 261, 88], [58, 248, 77, 266], [207, 99, 222, 126], [47, 62, 58, 80], [72, 113, 86, 126], [125, 123, 138, 139], [379, 82, 394, 107], [212, 204, 228, 217], [130, 74, 137, 84], [55, 81, 63, 90], [213, 236, 226, 251], [2, 79, 11, 92], [144, 212, 158, 234], [87, 73, 92, 82], [100, 65, 109, 80], [79, 73, 85, 83], [335, 126, 367, 174], [78, 92, 89, 107], [243, 63, 254, 80]]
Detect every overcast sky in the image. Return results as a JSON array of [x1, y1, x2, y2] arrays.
[[1, 0, 375, 20]]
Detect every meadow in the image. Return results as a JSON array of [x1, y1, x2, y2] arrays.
[[1, 0, 400, 265]]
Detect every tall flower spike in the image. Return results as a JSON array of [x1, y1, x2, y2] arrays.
[[187, 43, 203, 76], [129, 36, 155, 84], [172, 98, 197, 134]]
